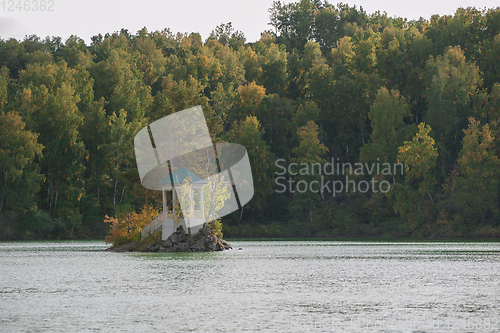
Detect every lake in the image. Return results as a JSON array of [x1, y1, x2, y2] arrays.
[[1, 240, 499, 332]]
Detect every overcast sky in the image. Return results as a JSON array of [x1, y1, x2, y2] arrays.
[[0, 0, 499, 44]]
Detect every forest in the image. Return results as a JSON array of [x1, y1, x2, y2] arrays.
[[1, 0, 500, 240]]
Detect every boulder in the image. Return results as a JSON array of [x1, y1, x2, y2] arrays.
[[190, 239, 205, 252], [178, 229, 187, 242], [177, 242, 191, 252], [169, 233, 179, 245], [147, 243, 159, 252], [220, 239, 233, 250], [205, 240, 216, 251], [105, 242, 137, 252], [162, 238, 173, 248], [175, 225, 184, 234], [200, 224, 211, 236]]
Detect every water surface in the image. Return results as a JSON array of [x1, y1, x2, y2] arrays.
[[1, 241, 499, 332]]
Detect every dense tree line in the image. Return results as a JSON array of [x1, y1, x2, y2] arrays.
[[1, 1, 500, 240]]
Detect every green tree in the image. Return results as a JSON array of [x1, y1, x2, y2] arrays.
[[207, 22, 246, 49], [393, 123, 438, 228], [305, 44, 332, 134], [0, 66, 44, 215], [289, 0, 317, 50], [290, 121, 328, 225], [132, 34, 167, 87], [150, 75, 221, 139], [313, 5, 340, 51], [182, 43, 223, 91], [375, 27, 406, 91], [293, 100, 320, 129], [100, 110, 143, 210], [211, 43, 245, 89], [210, 82, 236, 133], [481, 83, 500, 151], [237, 46, 261, 83], [92, 48, 152, 122], [255, 94, 295, 160], [0, 111, 43, 214], [260, 43, 288, 95], [226, 116, 275, 221], [60, 36, 93, 68], [360, 87, 412, 180], [423, 46, 481, 170], [477, 31, 500, 93], [17, 62, 87, 223], [452, 118, 500, 226]]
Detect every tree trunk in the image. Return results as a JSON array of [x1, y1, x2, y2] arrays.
[[46, 163, 52, 210], [54, 176, 59, 210], [0, 172, 8, 214], [238, 205, 244, 226], [113, 157, 120, 210], [357, 91, 365, 145], [0, 190, 6, 214], [118, 183, 128, 207], [319, 96, 324, 143]]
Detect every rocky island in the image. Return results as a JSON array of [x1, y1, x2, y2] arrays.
[[105, 224, 232, 253]]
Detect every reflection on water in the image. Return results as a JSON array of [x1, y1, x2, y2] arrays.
[[1, 241, 499, 332]]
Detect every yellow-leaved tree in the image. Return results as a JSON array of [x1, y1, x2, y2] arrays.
[[291, 120, 329, 225], [452, 118, 500, 227], [392, 122, 438, 229], [104, 205, 160, 246]]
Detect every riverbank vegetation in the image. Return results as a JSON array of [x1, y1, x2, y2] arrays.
[[1, 1, 500, 240]]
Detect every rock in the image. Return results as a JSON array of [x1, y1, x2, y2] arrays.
[[105, 246, 127, 252], [125, 242, 138, 250], [220, 239, 232, 250], [205, 240, 216, 251], [190, 239, 205, 252], [175, 225, 184, 234], [169, 233, 179, 245], [105, 224, 233, 253], [177, 242, 190, 252], [105, 242, 137, 252], [162, 238, 173, 248], [200, 224, 211, 236], [178, 229, 187, 242], [147, 243, 159, 252]]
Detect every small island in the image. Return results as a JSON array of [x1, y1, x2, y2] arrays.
[[106, 224, 232, 252], [105, 166, 233, 253]]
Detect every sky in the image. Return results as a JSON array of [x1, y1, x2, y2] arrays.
[[0, 0, 499, 44]]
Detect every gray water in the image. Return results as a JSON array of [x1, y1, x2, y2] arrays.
[[1, 241, 499, 332]]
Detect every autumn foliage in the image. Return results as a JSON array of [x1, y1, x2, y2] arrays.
[[104, 205, 160, 246], [2, 2, 500, 240]]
